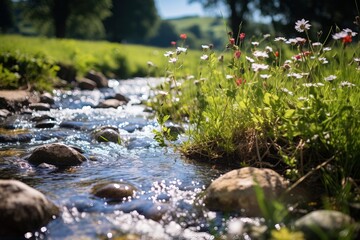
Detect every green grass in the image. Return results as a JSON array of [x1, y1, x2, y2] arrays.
[[150, 22, 360, 214], [0, 34, 164, 77], [0, 34, 203, 90]]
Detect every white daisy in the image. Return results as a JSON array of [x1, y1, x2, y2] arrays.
[[295, 19, 311, 32]]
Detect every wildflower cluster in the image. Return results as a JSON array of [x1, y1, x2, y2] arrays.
[[150, 18, 360, 198]]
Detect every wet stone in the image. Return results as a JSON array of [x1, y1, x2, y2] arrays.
[[0, 180, 59, 236], [85, 70, 108, 88], [31, 114, 56, 122], [113, 93, 130, 103], [93, 126, 121, 143], [28, 103, 51, 111], [27, 143, 87, 167], [165, 124, 185, 135], [0, 133, 33, 143], [78, 78, 97, 90], [35, 120, 57, 129], [96, 99, 125, 108], [59, 121, 84, 130], [20, 109, 33, 115], [92, 182, 137, 201], [40, 92, 55, 104], [0, 109, 11, 118]]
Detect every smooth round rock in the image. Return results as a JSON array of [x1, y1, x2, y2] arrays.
[[40, 92, 55, 104], [0, 180, 59, 236], [28, 103, 51, 111], [31, 115, 55, 122], [92, 182, 137, 201], [113, 93, 130, 103], [294, 210, 355, 239], [78, 78, 97, 90], [35, 120, 56, 128], [27, 143, 87, 167], [85, 71, 108, 88], [0, 109, 11, 118], [96, 99, 125, 108], [93, 126, 121, 143], [203, 167, 289, 216]]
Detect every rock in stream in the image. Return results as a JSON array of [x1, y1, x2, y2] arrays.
[[27, 143, 87, 167], [0, 180, 59, 236]]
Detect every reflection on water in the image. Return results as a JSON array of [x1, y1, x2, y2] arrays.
[[0, 78, 237, 239]]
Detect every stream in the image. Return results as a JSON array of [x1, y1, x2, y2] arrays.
[[0, 78, 254, 240]]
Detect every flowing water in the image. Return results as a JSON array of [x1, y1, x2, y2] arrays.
[[0, 78, 259, 240]]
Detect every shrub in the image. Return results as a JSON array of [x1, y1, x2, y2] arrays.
[[0, 51, 59, 91]]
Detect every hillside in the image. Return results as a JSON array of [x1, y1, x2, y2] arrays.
[[168, 16, 228, 49]]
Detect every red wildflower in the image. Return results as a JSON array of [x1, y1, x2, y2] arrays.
[[229, 38, 235, 45], [171, 41, 176, 46], [239, 33, 246, 40], [275, 51, 279, 58], [342, 35, 352, 44], [235, 78, 246, 86], [180, 33, 187, 40], [303, 51, 312, 56], [234, 50, 241, 59]]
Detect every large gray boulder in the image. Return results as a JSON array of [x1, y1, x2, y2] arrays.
[[203, 167, 288, 216], [28, 143, 87, 167], [0, 180, 59, 236]]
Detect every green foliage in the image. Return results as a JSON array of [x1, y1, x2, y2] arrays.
[[104, 0, 159, 43], [0, 63, 20, 88], [0, 0, 14, 33], [0, 51, 59, 91], [270, 227, 305, 240], [24, 0, 112, 38], [153, 114, 180, 147], [150, 18, 360, 209]]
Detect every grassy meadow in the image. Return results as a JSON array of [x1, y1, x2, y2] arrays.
[[0, 34, 202, 90]]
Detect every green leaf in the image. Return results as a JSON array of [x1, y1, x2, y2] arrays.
[[226, 89, 237, 99], [284, 109, 295, 119], [263, 92, 272, 106]]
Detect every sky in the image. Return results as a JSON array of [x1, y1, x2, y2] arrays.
[[155, 0, 228, 19]]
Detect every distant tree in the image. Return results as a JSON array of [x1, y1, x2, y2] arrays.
[[256, 0, 359, 37], [146, 20, 179, 47], [24, 0, 112, 38], [104, 0, 159, 43], [0, 0, 14, 33], [187, 24, 203, 38], [190, 0, 359, 37]]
